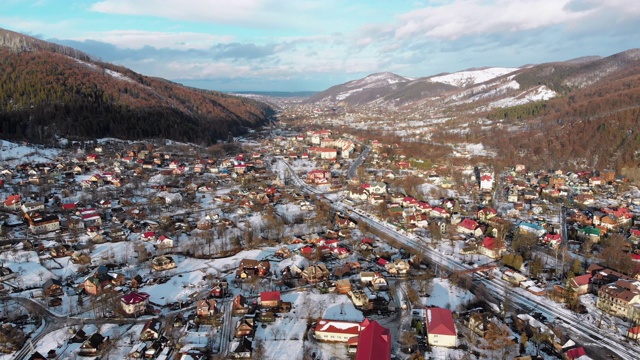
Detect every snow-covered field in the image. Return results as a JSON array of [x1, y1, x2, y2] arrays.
[[0, 140, 60, 164], [422, 278, 475, 311]]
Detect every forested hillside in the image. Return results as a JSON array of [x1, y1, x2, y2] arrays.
[[0, 29, 275, 145], [474, 60, 640, 171]]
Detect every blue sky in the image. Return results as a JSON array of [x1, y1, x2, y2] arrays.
[[2, 0, 640, 91]]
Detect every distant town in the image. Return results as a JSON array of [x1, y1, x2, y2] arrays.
[[1, 110, 640, 360]]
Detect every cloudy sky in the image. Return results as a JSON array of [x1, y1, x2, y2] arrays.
[[2, 0, 640, 91]]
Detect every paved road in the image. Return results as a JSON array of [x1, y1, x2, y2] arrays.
[[347, 146, 370, 179]]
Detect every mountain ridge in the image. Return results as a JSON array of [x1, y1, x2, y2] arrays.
[[0, 28, 275, 145]]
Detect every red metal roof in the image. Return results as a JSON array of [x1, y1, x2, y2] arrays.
[[260, 291, 281, 302], [355, 320, 391, 360], [565, 347, 586, 359], [426, 307, 456, 336], [121, 292, 150, 305]]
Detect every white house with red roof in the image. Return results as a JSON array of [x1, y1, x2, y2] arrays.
[[402, 196, 418, 208], [430, 207, 450, 219], [478, 236, 505, 259], [259, 291, 281, 308], [121, 292, 150, 316], [314, 319, 363, 343], [457, 218, 481, 236], [543, 233, 562, 248], [476, 207, 497, 221], [426, 307, 457, 347], [569, 273, 592, 295], [3, 194, 21, 210], [86, 153, 100, 163], [480, 174, 494, 190]]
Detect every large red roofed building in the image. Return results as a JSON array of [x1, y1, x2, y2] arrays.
[[120, 292, 150, 316], [426, 307, 456, 347], [355, 320, 391, 360]]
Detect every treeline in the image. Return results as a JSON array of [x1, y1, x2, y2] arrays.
[[487, 101, 548, 121], [0, 47, 275, 145]]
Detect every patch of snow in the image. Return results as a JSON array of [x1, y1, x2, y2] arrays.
[[431, 67, 518, 87], [104, 69, 134, 83], [72, 58, 98, 70], [487, 85, 556, 109]]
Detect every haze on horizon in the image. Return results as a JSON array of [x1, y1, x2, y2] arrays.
[[2, 0, 640, 92]]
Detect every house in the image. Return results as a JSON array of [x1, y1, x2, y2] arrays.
[[235, 317, 255, 338], [210, 280, 229, 298], [140, 319, 163, 341], [426, 307, 457, 348], [156, 235, 174, 248], [128, 342, 147, 358], [79, 333, 107, 356], [259, 291, 281, 308], [476, 207, 497, 221], [371, 273, 389, 291], [336, 279, 352, 294], [3, 195, 21, 210], [457, 218, 481, 237], [569, 274, 591, 295], [564, 346, 587, 360], [236, 259, 270, 278], [480, 174, 494, 190], [83, 273, 115, 296], [43, 278, 63, 297], [385, 259, 410, 276], [302, 264, 330, 284], [232, 295, 250, 315], [478, 237, 505, 259], [151, 255, 176, 271], [596, 279, 640, 320], [120, 292, 150, 316], [229, 336, 253, 358], [314, 319, 362, 342], [627, 326, 640, 340], [519, 222, 546, 237], [69, 328, 88, 343], [578, 226, 601, 242], [542, 233, 562, 248], [21, 201, 44, 213], [257, 311, 275, 322], [25, 212, 60, 234], [196, 299, 218, 317], [354, 320, 391, 360], [349, 187, 369, 201]]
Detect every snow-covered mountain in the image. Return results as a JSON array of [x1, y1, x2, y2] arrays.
[[305, 72, 413, 105], [305, 50, 640, 113]]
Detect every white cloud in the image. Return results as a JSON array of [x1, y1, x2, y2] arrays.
[[393, 0, 590, 40], [73, 30, 234, 50], [89, 0, 338, 30]]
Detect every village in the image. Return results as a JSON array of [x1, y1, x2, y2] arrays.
[[0, 119, 640, 360]]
